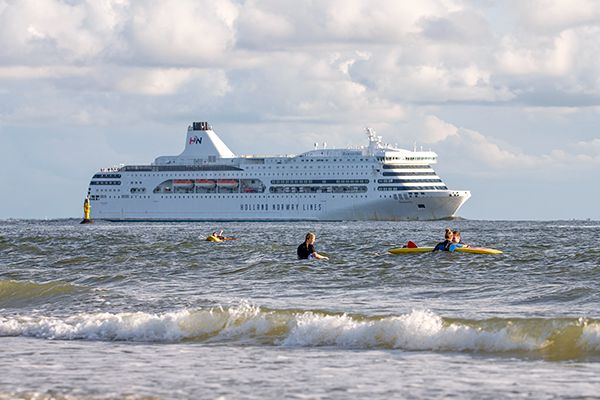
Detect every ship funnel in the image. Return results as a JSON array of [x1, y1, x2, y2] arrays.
[[153, 121, 235, 165], [180, 121, 235, 159]]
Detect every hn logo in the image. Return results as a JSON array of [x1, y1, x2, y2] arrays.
[[189, 135, 202, 144]]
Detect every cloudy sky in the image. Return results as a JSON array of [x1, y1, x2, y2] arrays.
[[1, 0, 599, 220]]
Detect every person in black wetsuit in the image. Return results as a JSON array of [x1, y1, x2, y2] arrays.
[[433, 228, 454, 252], [297, 232, 329, 260]]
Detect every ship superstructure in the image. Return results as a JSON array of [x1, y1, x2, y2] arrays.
[[86, 122, 470, 221]]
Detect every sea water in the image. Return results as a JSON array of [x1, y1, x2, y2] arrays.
[[1, 219, 599, 399]]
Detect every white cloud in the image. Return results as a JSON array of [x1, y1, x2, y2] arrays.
[[417, 8, 492, 44], [123, 0, 238, 66], [447, 128, 542, 169], [493, 23, 600, 106], [423, 115, 459, 143], [571, 138, 600, 160], [0, 0, 121, 64], [0, 65, 91, 79], [424, 117, 600, 173], [495, 29, 578, 76], [236, 3, 293, 48], [351, 56, 514, 103], [0, 0, 237, 66], [233, 0, 462, 47], [515, 0, 600, 32], [115, 68, 230, 96]]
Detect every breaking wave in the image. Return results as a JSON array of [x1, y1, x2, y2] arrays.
[[1, 303, 599, 360]]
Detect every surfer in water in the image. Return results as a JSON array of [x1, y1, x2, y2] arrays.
[[297, 232, 329, 260], [206, 230, 237, 241], [452, 230, 468, 248], [433, 228, 454, 251]]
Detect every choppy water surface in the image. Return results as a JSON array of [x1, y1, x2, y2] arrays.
[[1, 219, 600, 399]]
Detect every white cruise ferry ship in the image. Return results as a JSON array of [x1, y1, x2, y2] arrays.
[[86, 122, 470, 221]]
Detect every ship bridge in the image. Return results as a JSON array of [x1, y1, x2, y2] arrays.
[[376, 149, 438, 165], [363, 128, 437, 165]]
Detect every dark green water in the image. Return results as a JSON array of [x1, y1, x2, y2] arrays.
[[1, 219, 600, 399]]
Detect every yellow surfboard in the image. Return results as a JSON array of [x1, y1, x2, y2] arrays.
[[455, 247, 503, 255], [388, 246, 502, 255]]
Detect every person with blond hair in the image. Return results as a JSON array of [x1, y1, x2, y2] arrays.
[[297, 232, 328, 260]]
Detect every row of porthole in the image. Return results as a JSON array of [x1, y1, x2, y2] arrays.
[[157, 194, 324, 199], [97, 193, 370, 201], [379, 193, 427, 198]]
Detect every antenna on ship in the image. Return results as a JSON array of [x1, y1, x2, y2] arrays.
[[366, 127, 376, 142], [365, 126, 385, 153]]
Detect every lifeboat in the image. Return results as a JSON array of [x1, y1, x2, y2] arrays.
[[195, 179, 216, 188], [217, 179, 239, 189], [173, 179, 194, 186]]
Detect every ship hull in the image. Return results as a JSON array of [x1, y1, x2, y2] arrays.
[[91, 191, 470, 222]]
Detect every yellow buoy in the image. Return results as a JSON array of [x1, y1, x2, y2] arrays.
[[81, 197, 93, 224]]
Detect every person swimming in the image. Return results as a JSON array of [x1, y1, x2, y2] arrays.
[[206, 230, 237, 241], [452, 230, 468, 248], [433, 228, 454, 251], [297, 232, 329, 260]]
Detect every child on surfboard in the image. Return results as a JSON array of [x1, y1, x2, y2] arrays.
[[397, 229, 473, 252], [389, 229, 502, 254], [432, 229, 470, 251], [451, 230, 469, 248], [433, 228, 454, 251]]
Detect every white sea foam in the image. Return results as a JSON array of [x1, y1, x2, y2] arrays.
[[580, 322, 600, 351], [0, 303, 271, 342], [1, 305, 597, 354], [281, 310, 540, 351]]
